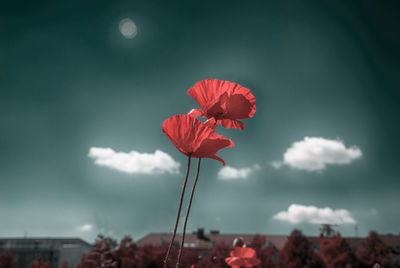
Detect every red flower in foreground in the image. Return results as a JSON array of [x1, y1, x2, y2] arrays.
[[225, 247, 261, 268], [187, 79, 256, 130], [162, 114, 234, 165]]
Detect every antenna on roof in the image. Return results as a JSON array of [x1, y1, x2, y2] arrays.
[[354, 225, 358, 237], [319, 224, 338, 237]]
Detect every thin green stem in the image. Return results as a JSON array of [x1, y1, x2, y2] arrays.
[[163, 156, 192, 268], [176, 158, 201, 268]]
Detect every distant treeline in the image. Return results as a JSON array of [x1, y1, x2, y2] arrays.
[[0, 230, 399, 268]]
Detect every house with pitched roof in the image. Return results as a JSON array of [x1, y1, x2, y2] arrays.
[[137, 228, 400, 258]]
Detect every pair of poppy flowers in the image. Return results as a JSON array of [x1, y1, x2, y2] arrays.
[[162, 79, 256, 268], [162, 79, 256, 165]]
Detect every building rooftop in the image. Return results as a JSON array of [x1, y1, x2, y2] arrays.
[[137, 229, 288, 250], [137, 229, 400, 251], [0, 237, 92, 250]]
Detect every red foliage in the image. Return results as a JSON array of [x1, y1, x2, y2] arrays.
[[178, 249, 201, 268], [113, 236, 138, 268], [277, 230, 324, 268], [318, 234, 357, 268], [162, 114, 234, 165], [250, 235, 266, 253], [72, 231, 400, 268], [250, 235, 277, 268], [187, 79, 256, 130], [0, 253, 16, 268], [76, 235, 118, 268], [259, 247, 278, 268], [356, 232, 390, 268], [61, 259, 69, 268], [195, 241, 231, 268], [136, 244, 166, 268], [27, 260, 51, 268], [76, 235, 201, 268]]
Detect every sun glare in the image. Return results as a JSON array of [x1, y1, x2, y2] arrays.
[[119, 18, 137, 39]]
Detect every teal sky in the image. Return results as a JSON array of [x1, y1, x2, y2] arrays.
[[1, 0, 399, 243]]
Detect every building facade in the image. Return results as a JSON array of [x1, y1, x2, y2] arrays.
[[0, 238, 92, 268]]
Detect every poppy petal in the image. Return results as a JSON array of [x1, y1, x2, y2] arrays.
[[204, 118, 217, 128], [218, 119, 245, 130], [242, 258, 261, 268], [224, 90, 256, 119], [228, 247, 261, 268], [225, 257, 234, 264], [162, 115, 234, 165], [225, 257, 244, 267], [162, 115, 213, 156], [187, 79, 256, 125], [240, 247, 256, 258], [248, 258, 261, 266], [187, 79, 229, 112], [192, 133, 234, 163], [232, 247, 244, 257], [187, 109, 203, 118], [204, 154, 225, 166], [205, 117, 216, 123]]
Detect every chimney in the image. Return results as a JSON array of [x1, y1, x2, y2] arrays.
[[197, 228, 205, 239], [196, 228, 210, 241]]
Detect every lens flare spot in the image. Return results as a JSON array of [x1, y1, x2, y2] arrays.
[[119, 18, 137, 39]]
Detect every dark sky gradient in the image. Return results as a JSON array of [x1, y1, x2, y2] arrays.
[[1, 0, 400, 243]]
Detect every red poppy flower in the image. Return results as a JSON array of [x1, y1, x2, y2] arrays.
[[162, 114, 234, 165], [225, 247, 261, 268], [187, 79, 256, 130]]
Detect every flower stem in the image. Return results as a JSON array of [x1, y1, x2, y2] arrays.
[[163, 156, 192, 268], [176, 158, 201, 268]]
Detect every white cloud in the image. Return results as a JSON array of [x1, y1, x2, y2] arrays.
[[273, 204, 356, 225], [77, 224, 93, 232], [271, 161, 283, 169], [88, 147, 180, 175], [218, 164, 260, 180], [273, 137, 362, 171]]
